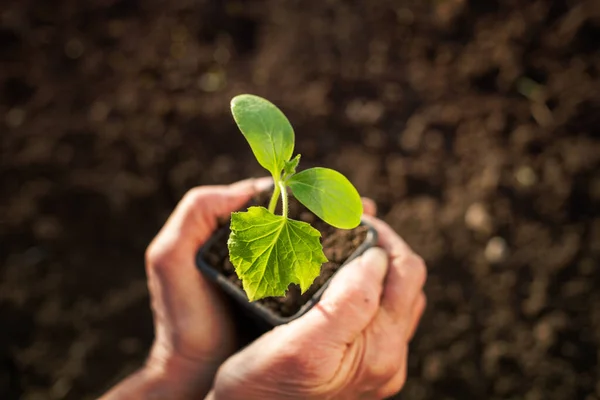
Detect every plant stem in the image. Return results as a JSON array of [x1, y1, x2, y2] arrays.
[[268, 180, 281, 214], [279, 180, 288, 218]]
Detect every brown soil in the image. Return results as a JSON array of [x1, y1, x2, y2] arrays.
[[1, 0, 599, 399], [202, 192, 369, 318]]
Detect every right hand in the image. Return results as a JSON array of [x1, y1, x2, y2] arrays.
[[207, 212, 427, 399]]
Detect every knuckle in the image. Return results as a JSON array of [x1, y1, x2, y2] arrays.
[[380, 358, 400, 382], [182, 187, 206, 207], [377, 369, 407, 398], [145, 241, 160, 266], [145, 238, 173, 272], [395, 367, 408, 389], [366, 353, 400, 384]]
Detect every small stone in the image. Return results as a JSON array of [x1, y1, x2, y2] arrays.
[[33, 216, 62, 239], [364, 129, 385, 149], [198, 70, 225, 92], [6, 108, 25, 127], [117, 86, 138, 112], [65, 38, 84, 59], [531, 102, 554, 127], [485, 236, 508, 263], [424, 129, 445, 151], [399, 116, 426, 151], [345, 99, 384, 125], [515, 166, 537, 187], [486, 110, 506, 133], [395, 7, 415, 25], [534, 321, 554, 346], [523, 278, 548, 316], [434, 0, 466, 27], [465, 202, 492, 234], [89, 101, 110, 122], [423, 353, 443, 381], [214, 45, 231, 64]]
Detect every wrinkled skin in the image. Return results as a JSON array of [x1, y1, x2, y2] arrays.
[[102, 178, 427, 400]]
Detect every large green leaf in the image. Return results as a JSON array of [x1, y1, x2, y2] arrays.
[[288, 167, 362, 229], [228, 206, 328, 301], [231, 94, 295, 176]]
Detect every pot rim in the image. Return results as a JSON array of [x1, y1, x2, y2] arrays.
[[196, 218, 378, 327]]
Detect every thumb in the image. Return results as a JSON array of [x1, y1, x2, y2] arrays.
[[291, 247, 389, 345], [149, 177, 272, 262]]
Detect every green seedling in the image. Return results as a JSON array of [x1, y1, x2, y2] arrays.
[[227, 94, 363, 301]]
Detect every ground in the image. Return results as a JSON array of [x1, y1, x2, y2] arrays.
[[1, 0, 599, 399]]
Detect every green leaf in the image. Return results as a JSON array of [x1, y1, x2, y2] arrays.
[[228, 206, 327, 301], [231, 94, 295, 176], [288, 167, 362, 229], [284, 154, 301, 176]]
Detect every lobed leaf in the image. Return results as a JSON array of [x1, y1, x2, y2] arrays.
[[228, 206, 328, 301], [231, 94, 294, 176], [288, 167, 363, 229]]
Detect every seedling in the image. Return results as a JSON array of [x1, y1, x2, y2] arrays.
[[228, 94, 363, 301]]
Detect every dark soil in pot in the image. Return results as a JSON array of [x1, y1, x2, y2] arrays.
[[201, 191, 370, 319]]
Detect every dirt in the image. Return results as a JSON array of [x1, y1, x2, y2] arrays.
[[1, 0, 599, 399], [202, 192, 370, 319]]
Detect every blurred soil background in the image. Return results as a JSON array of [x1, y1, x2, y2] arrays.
[[1, 0, 599, 399]]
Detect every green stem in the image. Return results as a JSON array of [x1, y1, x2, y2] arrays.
[[279, 180, 288, 218], [268, 181, 281, 214]]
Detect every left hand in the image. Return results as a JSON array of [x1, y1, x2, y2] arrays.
[[101, 177, 272, 399]]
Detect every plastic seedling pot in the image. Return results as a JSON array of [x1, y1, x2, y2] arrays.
[[196, 211, 378, 335]]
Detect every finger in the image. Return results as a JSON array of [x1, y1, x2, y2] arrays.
[[293, 247, 389, 345], [408, 292, 427, 341], [361, 214, 412, 257], [362, 216, 427, 333], [150, 177, 272, 258], [383, 254, 427, 334], [361, 197, 377, 217], [207, 177, 273, 219]]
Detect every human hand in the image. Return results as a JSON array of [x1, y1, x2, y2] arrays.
[[207, 209, 427, 400], [101, 178, 272, 399]]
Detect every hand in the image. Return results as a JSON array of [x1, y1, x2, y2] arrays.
[[101, 178, 272, 399], [208, 210, 427, 400]]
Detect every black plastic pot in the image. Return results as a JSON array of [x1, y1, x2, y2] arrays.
[[196, 218, 378, 332]]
